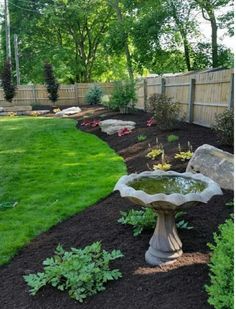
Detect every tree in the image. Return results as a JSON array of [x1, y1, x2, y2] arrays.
[[1, 60, 16, 102], [44, 63, 59, 103], [194, 0, 233, 67]]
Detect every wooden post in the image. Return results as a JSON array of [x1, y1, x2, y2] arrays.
[[188, 78, 195, 123], [227, 73, 234, 110], [143, 78, 148, 111], [74, 83, 79, 105], [161, 77, 166, 95], [32, 85, 37, 104]]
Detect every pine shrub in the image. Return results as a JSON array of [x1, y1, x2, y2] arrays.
[[85, 84, 103, 105], [44, 63, 59, 103], [1, 60, 16, 102]]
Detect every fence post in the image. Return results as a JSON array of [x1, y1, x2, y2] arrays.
[[74, 83, 79, 105], [227, 73, 234, 110], [161, 77, 166, 95], [188, 78, 195, 123], [32, 85, 37, 104], [143, 78, 148, 111]]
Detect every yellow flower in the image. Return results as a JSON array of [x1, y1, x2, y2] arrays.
[[153, 163, 172, 171]]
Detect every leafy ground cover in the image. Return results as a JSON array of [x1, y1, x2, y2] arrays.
[[0, 117, 126, 264]]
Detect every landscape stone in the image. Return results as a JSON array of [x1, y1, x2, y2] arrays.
[[99, 119, 136, 135], [55, 106, 82, 117], [186, 144, 234, 190]]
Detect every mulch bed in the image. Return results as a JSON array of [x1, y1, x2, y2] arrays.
[[0, 107, 233, 309]]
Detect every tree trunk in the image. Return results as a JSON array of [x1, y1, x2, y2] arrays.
[[182, 35, 191, 71], [210, 16, 218, 67]]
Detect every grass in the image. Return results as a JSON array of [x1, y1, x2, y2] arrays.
[[0, 117, 126, 265]]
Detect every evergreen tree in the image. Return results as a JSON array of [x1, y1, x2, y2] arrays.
[[1, 60, 16, 103], [44, 63, 59, 103]]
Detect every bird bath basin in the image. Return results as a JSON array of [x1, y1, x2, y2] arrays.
[[114, 171, 223, 266]]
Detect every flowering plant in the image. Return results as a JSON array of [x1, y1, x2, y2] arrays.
[[118, 127, 132, 137]]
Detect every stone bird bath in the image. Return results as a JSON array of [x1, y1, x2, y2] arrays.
[[114, 170, 223, 266]]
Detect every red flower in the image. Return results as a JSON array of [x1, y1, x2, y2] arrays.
[[118, 127, 132, 137], [146, 117, 157, 127], [81, 119, 92, 126], [91, 119, 100, 127]]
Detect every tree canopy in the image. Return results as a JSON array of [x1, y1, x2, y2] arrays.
[[1, 0, 233, 84]]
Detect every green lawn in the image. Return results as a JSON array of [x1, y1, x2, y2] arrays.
[[0, 117, 126, 265]]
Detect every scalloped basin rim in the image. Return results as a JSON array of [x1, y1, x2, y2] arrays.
[[114, 170, 223, 206]]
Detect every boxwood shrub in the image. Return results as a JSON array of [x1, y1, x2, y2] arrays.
[[205, 218, 234, 309]]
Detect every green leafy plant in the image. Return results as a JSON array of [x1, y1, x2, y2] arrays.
[[24, 242, 123, 303], [85, 84, 103, 105], [118, 208, 193, 236], [174, 142, 193, 161], [148, 94, 181, 130], [205, 219, 233, 309], [44, 63, 59, 103], [146, 148, 163, 160], [137, 134, 147, 142], [1, 60, 16, 102], [213, 109, 234, 146], [110, 80, 137, 113], [167, 134, 179, 143], [153, 151, 172, 171]]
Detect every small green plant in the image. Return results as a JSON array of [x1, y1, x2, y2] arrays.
[[148, 94, 181, 130], [174, 142, 193, 161], [205, 219, 233, 309], [85, 84, 103, 105], [24, 242, 123, 303], [167, 134, 179, 143], [118, 208, 193, 236], [110, 80, 137, 113], [213, 109, 234, 146], [137, 134, 147, 142]]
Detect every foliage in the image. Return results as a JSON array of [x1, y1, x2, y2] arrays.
[[24, 242, 123, 302], [174, 151, 193, 161], [146, 148, 163, 160], [44, 63, 59, 103], [205, 219, 234, 309], [85, 85, 103, 105], [1, 60, 16, 102], [109, 80, 137, 113], [137, 135, 147, 142], [212, 109, 234, 146], [148, 94, 181, 130], [118, 208, 193, 236], [0, 117, 126, 265], [153, 162, 172, 171], [167, 134, 179, 142]]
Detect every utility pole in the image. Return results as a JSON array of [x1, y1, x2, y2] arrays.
[[4, 0, 11, 62], [14, 34, 20, 85]]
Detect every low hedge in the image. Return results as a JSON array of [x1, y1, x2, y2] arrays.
[[205, 218, 234, 309]]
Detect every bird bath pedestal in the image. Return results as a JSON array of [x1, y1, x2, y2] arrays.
[[114, 171, 222, 266]]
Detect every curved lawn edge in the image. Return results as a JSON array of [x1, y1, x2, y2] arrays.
[[0, 117, 127, 265]]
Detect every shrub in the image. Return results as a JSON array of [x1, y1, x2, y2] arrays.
[[24, 242, 123, 303], [110, 80, 137, 113], [118, 208, 192, 236], [167, 134, 179, 142], [137, 135, 147, 142], [205, 219, 234, 309], [148, 94, 181, 130], [44, 63, 59, 103], [85, 84, 103, 105], [213, 109, 234, 146], [1, 60, 16, 102]]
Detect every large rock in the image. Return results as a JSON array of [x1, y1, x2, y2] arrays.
[[99, 119, 136, 135], [186, 144, 234, 190], [55, 106, 81, 117]]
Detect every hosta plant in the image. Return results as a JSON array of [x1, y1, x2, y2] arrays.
[[153, 151, 171, 171], [24, 242, 123, 303], [174, 142, 193, 161], [146, 148, 163, 160], [118, 208, 193, 236]]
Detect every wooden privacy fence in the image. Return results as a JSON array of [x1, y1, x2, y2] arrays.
[[136, 68, 234, 127], [0, 68, 234, 127]]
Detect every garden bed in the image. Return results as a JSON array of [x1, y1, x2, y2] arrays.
[[0, 107, 233, 309]]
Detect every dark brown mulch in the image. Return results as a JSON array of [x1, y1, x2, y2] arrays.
[[0, 107, 233, 309]]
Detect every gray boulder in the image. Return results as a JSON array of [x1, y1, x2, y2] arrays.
[[55, 106, 81, 117], [186, 144, 234, 190], [99, 119, 136, 135]]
